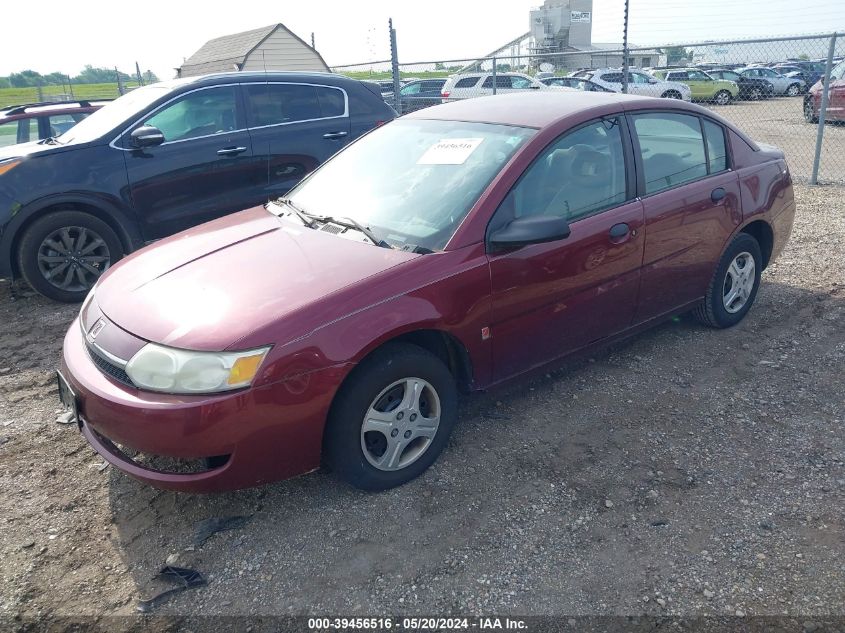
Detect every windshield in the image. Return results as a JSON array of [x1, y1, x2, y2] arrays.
[[286, 119, 535, 251], [58, 84, 173, 144]]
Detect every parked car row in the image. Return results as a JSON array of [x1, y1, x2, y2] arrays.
[[0, 72, 396, 301]]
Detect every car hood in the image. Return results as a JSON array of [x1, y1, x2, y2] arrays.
[[94, 206, 418, 351], [0, 134, 95, 161]]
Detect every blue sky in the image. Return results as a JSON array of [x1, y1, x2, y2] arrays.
[[1, 0, 843, 77]]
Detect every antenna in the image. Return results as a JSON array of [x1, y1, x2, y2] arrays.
[[262, 49, 271, 195]]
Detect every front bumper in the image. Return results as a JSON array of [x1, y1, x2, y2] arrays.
[[61, 318, 349, 492]]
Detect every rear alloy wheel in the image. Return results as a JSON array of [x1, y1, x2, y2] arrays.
[[714, 90, 732, 105], [748, 87, 763, 101], [323, 342, 457, 491], [694, 232, 762, 329], [17, 210, 124, 303], [803, 98, 819, 123], [786, 83, 801, 97], [662, 90, 682, 100]]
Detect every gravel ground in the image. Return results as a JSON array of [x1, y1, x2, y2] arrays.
[[0, 184, 843, 626]]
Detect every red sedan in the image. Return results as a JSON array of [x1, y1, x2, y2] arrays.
[[59, 91, 795, 492]]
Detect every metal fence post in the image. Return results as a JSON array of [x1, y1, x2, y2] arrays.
[[621, 0, 630, 93], [810, 32, 838, 185], [492, 57, 497, 95], [389, 19, 401, 115]]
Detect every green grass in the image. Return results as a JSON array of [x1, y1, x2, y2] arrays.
[[0, 82, 140, 107]]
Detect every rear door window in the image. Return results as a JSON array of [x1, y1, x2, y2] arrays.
[[245, 83, 323, 127], [632, 112, 708, 194], [455, 77, 480, 88]]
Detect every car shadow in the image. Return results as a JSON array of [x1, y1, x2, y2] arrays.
[[105, 277, 845, 614]]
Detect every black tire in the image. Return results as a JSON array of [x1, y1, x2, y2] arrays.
[[323, 342, 458, 491], [17, 210, 124, 303], [661, 90, 682, 100], [748, 87, 763, 101], [714, 90, 732, 105], [786, 83, 801, 97], [694, 232, 762, 329], [804, 98, 819, 124]]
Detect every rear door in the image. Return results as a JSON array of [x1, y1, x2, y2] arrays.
[[122, 84, 256, 239], [487, 116, 645, 380], [629, 111, 740, 323], [243, 81, 351, 203]]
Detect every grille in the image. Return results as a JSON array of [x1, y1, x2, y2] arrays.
[[86, 343, 134, 387], [319, 222, 344, 235]]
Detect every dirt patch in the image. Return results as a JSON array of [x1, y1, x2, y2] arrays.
[[1, 184, 843, 622]]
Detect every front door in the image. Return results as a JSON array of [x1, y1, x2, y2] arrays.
[[122, 84, 255, 240], [629, 111, 741, 323], [487, 116, 645, 381]]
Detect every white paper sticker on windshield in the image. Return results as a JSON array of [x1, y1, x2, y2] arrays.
[[417, 138, 484, 165]]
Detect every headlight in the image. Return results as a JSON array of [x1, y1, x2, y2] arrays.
[[0, 158, 22, 176], [125, 343, 271, 394]]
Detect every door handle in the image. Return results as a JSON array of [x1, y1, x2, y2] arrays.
[[711, 187, 726, 203], [322, 131, 348, 140], [217, 146, 247, 157], [609, 223, 630, 239]]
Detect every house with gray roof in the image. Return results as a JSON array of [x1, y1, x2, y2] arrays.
[[178, 24, 330, 78]]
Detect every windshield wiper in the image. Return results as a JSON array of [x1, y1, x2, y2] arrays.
[[326, 215, 393, 249], [276, 198, 315, 228], [38, 135, 63, 145], [273, 199, 392, 249]]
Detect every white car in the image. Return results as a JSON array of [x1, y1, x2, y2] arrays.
[[440, 72, 574, 101], [571, 68, 692, 101]]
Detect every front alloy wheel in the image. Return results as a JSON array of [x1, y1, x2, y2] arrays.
[[714, 90, 732, 105], [361, 377, 441, 471], [17, 210, 124, 303], [324, 342, 458, 491], [36, 226, 111, 294]]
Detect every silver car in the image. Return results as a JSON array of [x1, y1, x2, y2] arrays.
[[571, 68, 692, 101], [737, 67, 805, 96]]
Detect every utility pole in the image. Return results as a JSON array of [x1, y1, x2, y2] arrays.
[[622, 0, 630, 93], [135, 61, 144, 87], [311, 32, 316, 49]]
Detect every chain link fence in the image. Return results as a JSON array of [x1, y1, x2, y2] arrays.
[[334, 33, 845, 185]]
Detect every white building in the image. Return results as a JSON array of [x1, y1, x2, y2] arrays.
[[178, 24, 330, 78]]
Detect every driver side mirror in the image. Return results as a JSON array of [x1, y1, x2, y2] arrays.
[[130, 125, 165, 148], [489, 215, 571, 251]]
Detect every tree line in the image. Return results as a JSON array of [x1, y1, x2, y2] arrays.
[[0, 66, 159, 88]]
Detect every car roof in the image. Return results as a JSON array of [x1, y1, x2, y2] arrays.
[[163, 71, 367, 90], [0, 100, 108, 121], [404, 91, 657, 128]]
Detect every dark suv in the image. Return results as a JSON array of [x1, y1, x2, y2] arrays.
[[0, 100, 107, 148], [0, 72, 395, 302]]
